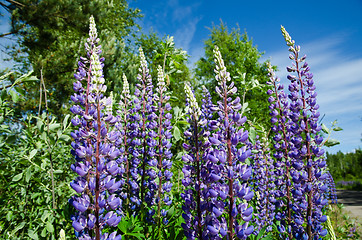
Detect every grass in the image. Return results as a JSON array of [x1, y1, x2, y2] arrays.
[[327, 203, 361, 239]]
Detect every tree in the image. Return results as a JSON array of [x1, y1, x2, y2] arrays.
[[194, 21, 273, 128], [0, 0, 141, 116], [136, 32, 193, 108]]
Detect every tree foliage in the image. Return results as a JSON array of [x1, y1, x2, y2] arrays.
[[136, 32, 192, 107], [194, 21, 272, 128], [1, 0, 141, 116], [326, 149, 362, 181]]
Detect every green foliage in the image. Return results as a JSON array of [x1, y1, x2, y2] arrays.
[[326, 149, 362, 181], [328, 204, 361, 240], [2, 0, 141, 116], [136, 32, 192, 107], [321, 120, 343, 147], [194, 21, 273, 128], [0, 72, 74, 239]]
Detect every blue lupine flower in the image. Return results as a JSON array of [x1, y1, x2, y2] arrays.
[[69, 16, 122, 240]]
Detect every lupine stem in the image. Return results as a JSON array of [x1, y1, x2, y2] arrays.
[[123, 105, 130, 214], [223, 81, 235, 239], [140, 79, 147, 211], [156, 92, 164, 237], [271, 80, 293, 239], [192, 117, 203, 239], [95, 100, 101, 240], [295, 50, 314, 240]]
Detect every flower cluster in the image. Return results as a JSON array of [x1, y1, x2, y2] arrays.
[[117, 73, 141, 212], [208, 46, 254, 240], [251, 137, 276, 234], [266, 61, 294, 238], [69, 17, 336, 240], [181, 82, 215, 239], [181, 46, 254, 240], [70, 17, 176, 239], [132, 47, 159, 220], [325, 171, 337, 204], [70, 16, 122, 240], [153, 66, 173, 226], [266, 26, 329, 240]]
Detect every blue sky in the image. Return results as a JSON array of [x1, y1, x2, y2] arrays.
[[1, 0, 361, 154], [129, 0, 362, 154]]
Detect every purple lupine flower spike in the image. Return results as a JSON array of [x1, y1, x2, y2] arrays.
[[134, 47, 158, 221], [181, 82, 212, 239], [266, 61, 294, 239], [116, 73, 140, 213], [70, 16, 122, 240], [282, 26, 328, 239], [325, 171, 337, 204], [267, 26, 328, 240], [154, 66, 173, 230], [251, 136, 276, 235], [204, 46, 254, 239]]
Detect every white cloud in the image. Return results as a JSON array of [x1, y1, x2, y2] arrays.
[[173, 17, 201, 52]]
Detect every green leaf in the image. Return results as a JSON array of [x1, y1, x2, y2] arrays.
[[59, 229, 65, 240], [0, 124, 9, 130], [126, 232, 145, 239], [241, 102, 249, 113], [46, 222, 54, 233], [173, 106, 181, 118], [248, 127, 257, 145], [255, 226, 267, 240], [332, 127, 343, 131], [12, 172, 23, 182], [261, 235, 275, 240], [37, 119, 43, 131], [29, 149, 38, 159], [63, 114, 70, 128], [325, 139, 340, 147], [41, 227, 47, 237], [173, 126, 181, 142], [0, 71, 13, 80], [41, 211, 51, 222], [25, 167, 32, 183], [12, 222, 26, 235], [321, 123, 330, 134], [9, 90, 20, 103], [12, 70, 36, 85], [118, 220, 128, 233], [49, 123, 61, 131], [59, 134, 70, 142], [176, 120, 188, 125], [53, 170, 63, 174], [28, 229, 39, 240], [6, 211, 13, 221]]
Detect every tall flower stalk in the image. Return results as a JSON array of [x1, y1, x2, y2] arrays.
[[251, 136, 276, 235], [267, 26, 329, 240], [266, 61, 294, 239], [202, 46, 254, 239], [154, 66, 173, 235], [133, 47, 158, 220], [325, 171, 337, 204], [117, 73, 138, 214], [70, 16, 122, 240], [181, 82, 215, 239]]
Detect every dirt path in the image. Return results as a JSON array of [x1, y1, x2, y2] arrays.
[[336, 190, 362, 222]]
